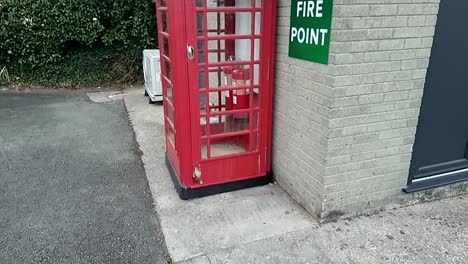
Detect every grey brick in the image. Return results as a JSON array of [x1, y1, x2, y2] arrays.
[[370, 5, 398, 16]]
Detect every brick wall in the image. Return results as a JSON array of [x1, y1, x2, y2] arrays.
[[322, 0, 440, 217], [273, 0, 334, 218], [273, 0, 441, 219]]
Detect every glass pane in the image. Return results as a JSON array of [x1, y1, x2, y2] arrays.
[[165, 60, 171, 79], [200, 117, 207, 136], [252, 90, 260, 108], [163, 36, 170, 57], [167, 104, 175, 124], [197, 40, 205, 63], [203, 132, 260, 159], [165, 79, 173, 103], [198, 68, 206, 88], [206, 0, 219, 8], [199, 67, 207, 112], [207, 65, 252, 89], [207, 40, 224, 63], [206, 12, 222, 36], [206, 88, 256, 113], [200, 90, 259, 114], [197, 39, 260, 66], [208, 91, 224, 112], [255, 12, 261, 34], [195, 0, 261, 9], [200, 116, 226, 136], [251, 133, 259, 151], [201, 0, 255, 8], [251, 111, 259, 130], [232, 89, 253, 115], [199, 90, 226, 114], [161, 11, 168, 33], [204, 115, 260, 159], [199, 12, 258, 37], [233, 0, 253, 8], [168, 123, 175, 147], [208, 66, 223, 89], [206, 40, 251, 64], [254, 39, 260, 60], [196, 12, 204, 36], [253, 63, 260, 85], [210, 140, 247, 158], [203, 88, 256, 112], [201, 139, 208, 159], [200, 94, 207, 112], [229, 66, 252, 89], [204, 112, 256, 136]]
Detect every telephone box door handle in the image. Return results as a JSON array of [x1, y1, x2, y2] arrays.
[[187, 46, 195, 60]]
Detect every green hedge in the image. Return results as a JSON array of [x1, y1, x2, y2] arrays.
[[0, 0, 157, 86]]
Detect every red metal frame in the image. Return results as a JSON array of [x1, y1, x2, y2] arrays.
[[156, 0, 277, 193]]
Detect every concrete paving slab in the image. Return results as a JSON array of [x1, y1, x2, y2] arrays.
[[178, 228, 331, 264], [170, 189, 468, 264], [123, 88, 316, 263]]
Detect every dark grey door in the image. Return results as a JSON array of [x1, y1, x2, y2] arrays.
[[406, 1, 468, 192]]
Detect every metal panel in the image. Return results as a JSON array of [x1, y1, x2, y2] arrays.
[[406, 1, 468, 191]]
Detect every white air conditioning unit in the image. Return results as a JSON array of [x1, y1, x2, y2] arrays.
[[143, 49, 163, 104]]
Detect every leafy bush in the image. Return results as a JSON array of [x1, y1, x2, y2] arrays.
[[0, 0, 156, 86]]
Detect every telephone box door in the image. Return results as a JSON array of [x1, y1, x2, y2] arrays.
[[184, 0, 275, 188]]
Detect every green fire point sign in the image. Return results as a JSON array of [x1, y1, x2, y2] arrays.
[[288, 0, 333, 64]]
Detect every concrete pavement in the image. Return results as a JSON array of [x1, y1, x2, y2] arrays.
[[2, 88, 465, 263], [123, 87, 468, 264], [0, 90, 169, 263], [123, 88, 317, 263]]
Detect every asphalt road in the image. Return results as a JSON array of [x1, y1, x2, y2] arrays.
[[0, 91, 169, 263]]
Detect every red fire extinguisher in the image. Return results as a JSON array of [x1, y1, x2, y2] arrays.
[[232, 68, 250, 121], [224, 66, 234, 111]]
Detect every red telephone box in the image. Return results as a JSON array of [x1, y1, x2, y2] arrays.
[[155, 0, 277, 199]]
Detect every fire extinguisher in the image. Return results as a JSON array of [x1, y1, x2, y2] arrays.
[[232, 68, 250, 121], [232, 68, 249, 95], [223, 65, 234, 111]]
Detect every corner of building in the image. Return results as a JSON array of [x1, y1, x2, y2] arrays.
[[271, 0, 467, 220], [273, 0, 336, 218]]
